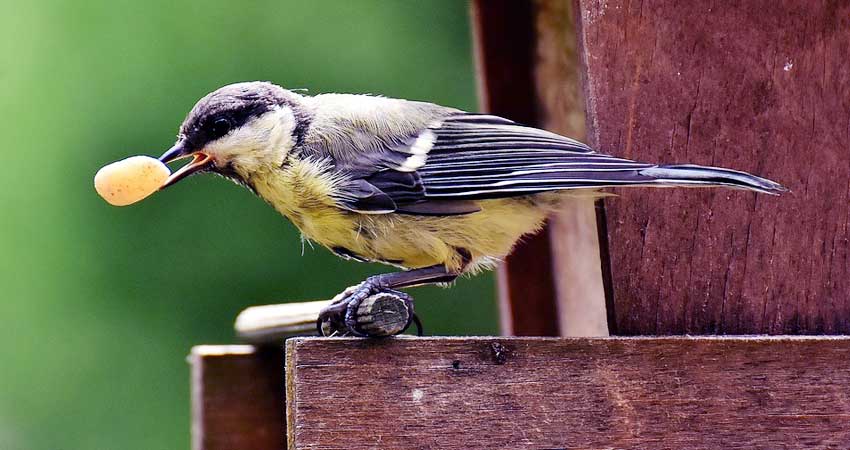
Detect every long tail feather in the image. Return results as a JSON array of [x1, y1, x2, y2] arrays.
[[639, 164, 787, 195]]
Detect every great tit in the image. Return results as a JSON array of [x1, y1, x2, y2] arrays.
[[158, 81, 785, 336]]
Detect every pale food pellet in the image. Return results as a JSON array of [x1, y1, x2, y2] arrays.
[[94, 156, 171, 206]]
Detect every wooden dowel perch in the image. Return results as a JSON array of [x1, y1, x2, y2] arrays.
[[235, 293, 413, 343]]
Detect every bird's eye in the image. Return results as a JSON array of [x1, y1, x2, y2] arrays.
[[210, 117, 232, 138]]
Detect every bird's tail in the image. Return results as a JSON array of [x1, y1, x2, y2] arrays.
[[638, 164, 787, 195]]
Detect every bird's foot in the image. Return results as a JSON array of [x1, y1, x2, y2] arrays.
[[317, 280, 421, 337]]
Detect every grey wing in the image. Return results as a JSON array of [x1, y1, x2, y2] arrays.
[[331, 112, 658, 215]]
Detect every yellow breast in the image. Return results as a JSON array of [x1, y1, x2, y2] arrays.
[[249, 158, 357, 250], [247, 158, 550, 272]]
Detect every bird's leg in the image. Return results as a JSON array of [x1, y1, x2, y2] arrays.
[[317, 264, 458, 337]]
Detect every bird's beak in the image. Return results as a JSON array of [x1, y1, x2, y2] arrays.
[[158, 142, 214, 190]]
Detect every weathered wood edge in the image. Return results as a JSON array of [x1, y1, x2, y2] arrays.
[[190, 346, 259, 450], [284, 335, 850, 446], [284, 342, 298, 450], [286, 335, 850, 448], [285, 335, 850, 346]]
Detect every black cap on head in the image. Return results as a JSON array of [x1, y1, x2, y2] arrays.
[[179, 81, 295, 152]]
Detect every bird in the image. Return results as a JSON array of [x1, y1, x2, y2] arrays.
[[157, 81, 786, 337]]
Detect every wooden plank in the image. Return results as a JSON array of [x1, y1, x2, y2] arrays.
[[575, 0, 850, 334], [471, 0, 560, 337], [189, 346, 285, 450], [287, 336, 850, 450]]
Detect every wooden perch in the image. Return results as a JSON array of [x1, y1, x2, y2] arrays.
[[235, 293, 413, 342]]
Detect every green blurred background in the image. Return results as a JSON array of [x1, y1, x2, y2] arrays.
[[0, 1, 496, 448]]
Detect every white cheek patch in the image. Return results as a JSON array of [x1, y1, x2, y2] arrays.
[[205, 107, 296, 173]]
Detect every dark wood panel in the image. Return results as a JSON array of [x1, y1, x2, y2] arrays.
[[189, 346, 285, 450], [287, 336, 850, 449], [575, 0, 850, 334], [471, 0, 560, 336]]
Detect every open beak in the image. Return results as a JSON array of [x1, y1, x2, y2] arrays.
[[158, 142, 214, 190]]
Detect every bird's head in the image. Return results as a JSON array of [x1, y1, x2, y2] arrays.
[[158, 81, 309, 188]]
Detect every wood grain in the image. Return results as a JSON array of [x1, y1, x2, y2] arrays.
[[575, 0, 850, 334], [287, 336, 850, 450], [190, 346, 285, 450]]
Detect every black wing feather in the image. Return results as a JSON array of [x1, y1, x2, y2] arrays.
[[416, 114, 655, 199], [335, 113, 658, 213]]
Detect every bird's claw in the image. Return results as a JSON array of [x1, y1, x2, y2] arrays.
[[317, 281, 421, 337]]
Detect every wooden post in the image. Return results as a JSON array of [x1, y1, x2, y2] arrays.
[[190, 346, 285, 450], [534, 0, 611, 336], [472, 0, 560, 337], [575, 0, 850, 334], [473, 0, 610, 337]]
